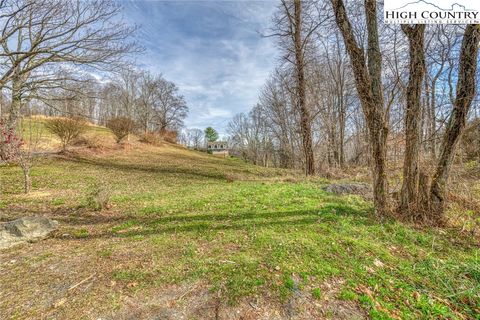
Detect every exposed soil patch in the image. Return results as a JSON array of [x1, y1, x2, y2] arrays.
[[105, 279, 366, 320], [1, 228, 365, 319]]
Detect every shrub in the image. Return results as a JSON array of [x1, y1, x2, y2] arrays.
[[139, 132, 162, 145], [461, 118, 480, 160], [160, 129, 178, 144], [85, 182, 111, 211], [45, 117, 87, 151], [106, 117, 136, 144], [73, 136, 103, 150]]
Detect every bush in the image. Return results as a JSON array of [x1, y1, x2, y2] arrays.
[[85, 182, 111, 211], [461, 119, 480, 160], [74, 136, 105, 150], [106, 117, 136, 144], [139, 132, 162, 145], [161, 129, 178, 144], [45, 117, 87, 151]]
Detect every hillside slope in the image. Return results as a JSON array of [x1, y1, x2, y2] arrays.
[[0, 126, 479, 319]]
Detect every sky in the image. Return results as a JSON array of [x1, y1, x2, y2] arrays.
[[120, 0, 279, 135]]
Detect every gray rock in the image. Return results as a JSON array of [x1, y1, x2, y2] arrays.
[[0, 217, 58, 249], [322, 183, 372, 198]]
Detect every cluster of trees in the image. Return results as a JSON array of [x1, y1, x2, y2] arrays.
[[0, 0, 188, 137], [0, 0, 135, 130], [179, 126, 219, 149], [228, 0, 480, 223], [0, 0, 188, 194], [94, 69, 188, 133]]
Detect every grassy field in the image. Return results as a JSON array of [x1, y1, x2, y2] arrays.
[[0, 124, 479, 319]]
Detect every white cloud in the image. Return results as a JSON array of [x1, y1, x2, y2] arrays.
[[122, 0, 279, 132]]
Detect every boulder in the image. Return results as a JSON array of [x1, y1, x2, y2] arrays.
[[322, 183, 372, 199], [0, 217, 58, 249]]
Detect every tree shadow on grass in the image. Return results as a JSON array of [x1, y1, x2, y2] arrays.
[[0, 206, 55, 222], [64, 200, 378, 240], [0, 205, 137, 228], [67, 156, 228, 181]]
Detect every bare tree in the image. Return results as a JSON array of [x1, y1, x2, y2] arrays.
[[153, 78, 188, 133], [310, 32, 355, 168], [0, 0, 137, 130], [423, 26, 460, 160], [17, 116, 43, 193], [117, 68, 141, 120], [186, 129, 204, 149], [399, 24, 426, 216], [330, 0, 390, 215], [137, 72, 158, 133], [228, 107, 273, 166], [271, 0, 323, 175], [97, 69, 188, 134], [428, 25, 480, 222], [258, 70, 299, 169]]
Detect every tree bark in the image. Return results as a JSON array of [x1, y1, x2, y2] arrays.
[[338, 98, 346, 167], [22, 164, 31, 194], [294, 0, 315, 176], [6, 68, 25, 131], [331, 0, 390, 216], [399, 24, 426, 215], [428, 25, 480, 221], [429, 81, 437, 160]]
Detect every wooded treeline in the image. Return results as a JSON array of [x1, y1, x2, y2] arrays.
[[0, 0, 188, 135], [228, 0, 480, 222]]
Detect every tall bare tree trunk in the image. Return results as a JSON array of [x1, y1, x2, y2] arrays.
[[400, 24, 426, 215], [331, 0, 390, 216], [428, 83, 437, 160], [338, 98, 346, 167], [423, 80, 434, 157], [22, 164, 31, 194], [6, 68, 24, 130], [428, 25, 480, 222], [293, 0, 315, 175]]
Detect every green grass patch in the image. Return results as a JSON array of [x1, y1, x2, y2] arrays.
[[1, 131, 479, 319]]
